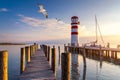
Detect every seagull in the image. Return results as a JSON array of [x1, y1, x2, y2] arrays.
[[38, 4, 48, 18], [56, 18, 61, 22]]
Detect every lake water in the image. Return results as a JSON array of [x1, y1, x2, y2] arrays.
[[54, 44, 120, 80], [0, 45, 25, 80], [0, 37, 120, 80]]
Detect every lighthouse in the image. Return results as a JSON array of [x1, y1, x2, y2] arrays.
[[71, 16, 79, 46]]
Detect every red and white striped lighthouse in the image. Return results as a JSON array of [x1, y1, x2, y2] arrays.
[[71, 16, 79, 46]]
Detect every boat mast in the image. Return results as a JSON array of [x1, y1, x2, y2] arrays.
[[95, 15, 98, 43]]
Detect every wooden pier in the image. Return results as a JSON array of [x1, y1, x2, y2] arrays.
[[1, 43, 120, 80], [65, 45, 120, 59], [19, 45, 55, 80]]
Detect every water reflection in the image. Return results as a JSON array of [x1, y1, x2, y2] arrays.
[[100, 55, 103, 69], [82, 65, 86, 80], [71, 54, 80, 80], [78, 50, 120, 80]]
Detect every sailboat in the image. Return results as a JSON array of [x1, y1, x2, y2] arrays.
[[90, 15, 105, 47]]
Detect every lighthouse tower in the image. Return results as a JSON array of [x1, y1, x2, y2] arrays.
[[71, 16, 79, 46]]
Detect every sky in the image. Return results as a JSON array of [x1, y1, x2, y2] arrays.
[[0, 0, 120, 42]]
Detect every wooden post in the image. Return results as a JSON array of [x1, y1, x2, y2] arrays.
[[83, 46, 86, 67], [0, 50, 8, 80], [69, 47, 71, 52], [73, 47, 75, 54], [68, 46, 70, 52], [58, 46, 60, 65], [61, 53, 71, 80], [71, 47, 73, 53], [51, 47, 56, 76], [90, 49, 92, 58], [77, 47, 79, 54], [111, 51, 114, 58], [36, 43, 38, 51], [36, 44, 38, 50], [48, 46, 50, 61], [33, 45, 35, 54], [35, 43, 38, 50], [108, 50, 110, 58], [20, 48, 25, 74], [32, 45, 34, 55], [46, 46, 48, 59], [74, 47, 75, 53], [32, 45, 35, 55], [30, 45, 33, 57], [42, 45, 45, 54], [25, 46, 30, 63], [34, 43, 37, 52], [58, 46, 60, 54], [44, 45, 47, 57], [105, 50, 107, 57], [115, 52, 117, 59], [99, 45, 102, 56]]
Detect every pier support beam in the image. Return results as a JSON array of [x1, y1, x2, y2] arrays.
[[34, 43, 37, 52], [61, 53, 71, 80], [115, 52, 117, 59], [32, 45, 35, 55], [44, 45, 47, 57], [25, 46, 30, 63], [20, 48, 25, 74], [107, 51, 110, 58], [30, 45, 33, 57], [111, 51, 114, 58], [51, 47, 56, 76], [58, 46, 61, 65], [0, 50, 8, 80], [46, 46, 48, 59], [47, 46, 50, 61]]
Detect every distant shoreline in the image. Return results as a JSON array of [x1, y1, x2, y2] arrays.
[[0, 43, 26, 45]]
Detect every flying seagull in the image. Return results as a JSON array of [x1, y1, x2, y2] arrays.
[[38, 4, 48, 18], [56, 18, 61, 22]]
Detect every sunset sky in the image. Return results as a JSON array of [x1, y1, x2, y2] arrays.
[[0, 0, 120, 42]]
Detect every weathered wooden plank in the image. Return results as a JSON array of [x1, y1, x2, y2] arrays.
[[19, 49, 55, 80]]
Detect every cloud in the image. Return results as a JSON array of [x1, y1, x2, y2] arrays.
[[18, 15, 72, 39], [18, 14, 48, 26], [18, 14, 70, 30], [18, 14, 95, 39], [0, 8, 8, 12], [79, 25, 95, 36]]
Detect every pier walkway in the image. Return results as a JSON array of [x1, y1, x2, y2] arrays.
[[19, 49, 55, 80]]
